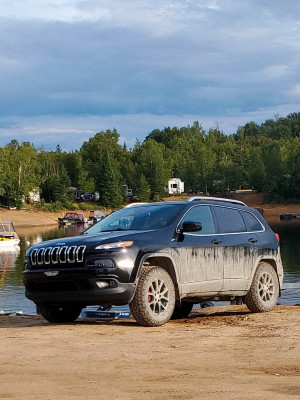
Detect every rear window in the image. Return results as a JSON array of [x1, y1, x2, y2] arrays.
[[242, 211, 264, 232], [214, 206, 246, 233]]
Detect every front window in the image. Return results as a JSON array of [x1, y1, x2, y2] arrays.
[[84, 204, 184, 234], [179, 205, 215, 234]]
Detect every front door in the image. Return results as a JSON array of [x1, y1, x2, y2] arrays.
[[173, 205, 224, 296]]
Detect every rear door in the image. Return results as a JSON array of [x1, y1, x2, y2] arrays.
[[213, 206, 262, 292]]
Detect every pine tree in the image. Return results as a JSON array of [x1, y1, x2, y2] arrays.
[[99, 146, 123, 208], [137, 174, 151, 202]]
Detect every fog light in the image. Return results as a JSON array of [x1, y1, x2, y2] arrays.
[[109, 280, 118, 288], [96, 281, 110, 289]]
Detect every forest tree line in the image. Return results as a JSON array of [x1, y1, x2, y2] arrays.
[[0, 112, 299, 209]]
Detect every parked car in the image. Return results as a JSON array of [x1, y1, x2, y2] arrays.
[[24, 197, 283, 326], [81, 192, 93, 201]]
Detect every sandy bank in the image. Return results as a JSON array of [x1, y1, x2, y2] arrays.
[[1, 199, 300, 231], [1, 305, 299, 399]]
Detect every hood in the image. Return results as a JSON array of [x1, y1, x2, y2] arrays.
[[27, 230, 156, 253]]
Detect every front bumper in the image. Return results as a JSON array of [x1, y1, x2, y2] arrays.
[[23, 269, 135, 306]]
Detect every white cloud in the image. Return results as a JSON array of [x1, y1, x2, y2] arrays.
[[0, 0, 300, 149], [289, 84, 300, 97]]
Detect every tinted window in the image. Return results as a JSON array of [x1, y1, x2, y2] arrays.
[[242, 211, 263, 232], [214, 206, 246, 233], [180, 205, 215, 234]]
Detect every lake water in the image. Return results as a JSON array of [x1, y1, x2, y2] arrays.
[[1, 221, 300, 314]]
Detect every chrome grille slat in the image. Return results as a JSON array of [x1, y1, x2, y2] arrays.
[[76, 245, 86, 262], [51, 247, 60, 264], [67, 246, 77, 263], [31, 249, 38, 265], [44, 247, 52, 264], [37, 248, 45, 265], [59, 246, 68, 263], [30, 245, 86, 267]]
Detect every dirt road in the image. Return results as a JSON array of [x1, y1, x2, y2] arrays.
[[1, 305, 299, 400]]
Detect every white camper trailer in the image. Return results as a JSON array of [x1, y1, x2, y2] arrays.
[[167, 178, 184, 195]]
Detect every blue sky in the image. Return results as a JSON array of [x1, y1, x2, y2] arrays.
[[0, 0, 300, 150]]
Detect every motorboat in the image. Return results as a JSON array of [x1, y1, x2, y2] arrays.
[[58, 211, 87, 226], [0, 220, 20, 247], [88, 209, 105, 224]]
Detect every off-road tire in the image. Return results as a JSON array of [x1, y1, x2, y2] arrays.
[[245, 262, 279, 313], [129, 266, 175, 327], [171, 301, 194, 319], [37, 304, 82, 323]]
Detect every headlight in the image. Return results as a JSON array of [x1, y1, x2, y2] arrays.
[[95, 241, 134, 250]]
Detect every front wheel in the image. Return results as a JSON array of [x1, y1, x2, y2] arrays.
[[129, 266, 175, 326], [245, 262, 279, 313], [37, 304, 82, 323]]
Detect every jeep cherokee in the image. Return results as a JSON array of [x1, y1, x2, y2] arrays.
[[23, 197, 284, 326]]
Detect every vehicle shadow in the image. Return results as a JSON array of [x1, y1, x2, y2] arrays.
[[0, 305, 253, 328]]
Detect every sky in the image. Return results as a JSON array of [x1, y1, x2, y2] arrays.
[[0, 0, 300, 150]]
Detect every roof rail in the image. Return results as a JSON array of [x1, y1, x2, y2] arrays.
[[187, 196, 247, 207], [124, 202, 149, 208]]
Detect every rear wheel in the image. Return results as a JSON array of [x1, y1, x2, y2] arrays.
[[171, 301, 193, 319], [37, 304, 82, 323], [245, 262, 279, 313], [130, 266, 175, 326]]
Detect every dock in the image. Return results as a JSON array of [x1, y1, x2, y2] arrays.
[[279, 213, 300, 220]]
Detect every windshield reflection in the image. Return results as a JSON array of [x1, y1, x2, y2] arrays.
[[84, 204, 184, 234]]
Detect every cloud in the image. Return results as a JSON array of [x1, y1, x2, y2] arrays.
[[1, 101, 299, 151], [0, 1, 299, 149]]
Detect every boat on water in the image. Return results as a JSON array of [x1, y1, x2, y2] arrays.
[[88, 209, 105, 224], [0, 220, 20, 248], [58, 211, 87, 226]]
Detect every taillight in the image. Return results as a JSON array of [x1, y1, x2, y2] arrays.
[[275, 233, 280, 242]]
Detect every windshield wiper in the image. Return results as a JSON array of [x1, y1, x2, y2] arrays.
[[101, 228, 128, 232]]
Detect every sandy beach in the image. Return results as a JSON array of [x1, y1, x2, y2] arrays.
[[1, 193, 300, 231], [0, 305, 299, 399]]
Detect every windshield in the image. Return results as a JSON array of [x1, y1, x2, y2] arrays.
[[84, 204, 184, 234]]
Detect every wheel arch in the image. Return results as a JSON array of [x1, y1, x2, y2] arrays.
[[136, 253, 180, 301], [250, 257, 282, 296]]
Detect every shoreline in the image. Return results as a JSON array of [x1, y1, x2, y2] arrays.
[[1, 200, 300, 230]]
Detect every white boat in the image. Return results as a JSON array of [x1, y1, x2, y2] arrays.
[[0, 220, 20, 248]]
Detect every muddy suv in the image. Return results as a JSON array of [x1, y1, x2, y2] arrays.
[[23, 197, 283, 326]]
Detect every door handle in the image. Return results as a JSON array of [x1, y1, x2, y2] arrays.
[[211, 239, 222, 245], [248, 238, 258, 243]]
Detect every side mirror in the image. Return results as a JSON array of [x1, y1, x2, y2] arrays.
[[181, 221, 202, 233]]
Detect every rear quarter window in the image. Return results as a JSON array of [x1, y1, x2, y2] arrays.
[[242, 211, 264, 232], [214, 206, 246, 233]]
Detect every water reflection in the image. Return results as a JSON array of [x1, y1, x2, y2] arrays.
[[0, 222, 299, 314]]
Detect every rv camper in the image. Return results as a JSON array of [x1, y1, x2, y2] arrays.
[[167, 178, 184, 195]]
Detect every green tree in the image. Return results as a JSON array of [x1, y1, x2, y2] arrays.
[[98, 146, 123, 208], [137, 139, 171, 200], [136, 174, 151, 202], [1, 140, 40, 207]]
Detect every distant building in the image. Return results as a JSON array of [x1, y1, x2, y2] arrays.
[[167, 178, 184, 195], [28, 188, 40, 203]]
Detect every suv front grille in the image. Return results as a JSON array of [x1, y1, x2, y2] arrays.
[[30, 245, 86, 267]]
